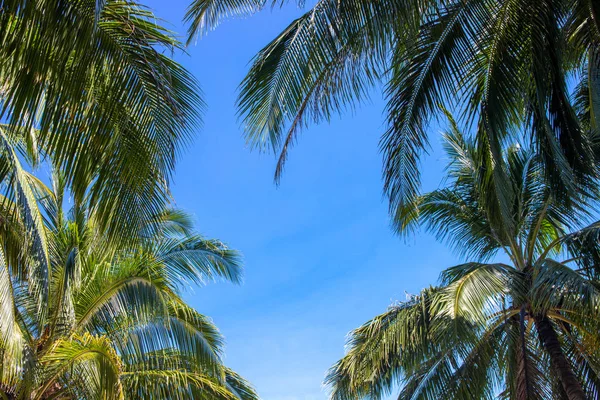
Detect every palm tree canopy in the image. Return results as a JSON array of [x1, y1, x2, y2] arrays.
[[0, 174, 258, 399], [395, 113, 594, 268], [185, 0, 600, 222], [0, 0, 204, 244], [325, 121, 600, 399]]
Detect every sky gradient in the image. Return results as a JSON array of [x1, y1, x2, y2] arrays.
[[145, 2, 462, 398]]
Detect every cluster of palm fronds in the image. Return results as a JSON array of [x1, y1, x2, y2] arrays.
[[0, 169, 256, 399], [184, 0, 600, 397], [5, 0, 600, 397], [187, 0, 600, 218], [1, 0, 202, 244], [326, 121, 600, 399], [0, 1, 257, 398]]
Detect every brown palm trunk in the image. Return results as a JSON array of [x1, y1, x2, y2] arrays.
[[516, 336, 531, 399], [516, 308, 530, 400], [535, 315, 586, 400]]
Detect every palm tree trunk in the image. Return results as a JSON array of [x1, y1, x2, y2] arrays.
[[516, 308, 530, 400], [516, 336, 530, 400], [535, 315, 586, 400]]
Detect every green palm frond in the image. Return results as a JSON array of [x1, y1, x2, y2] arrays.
[[73, 257, 173, 332], [185, 0, 264, 43], [0, 126, 50, 327], [200, 0, 600, 225], [1, 0, 204, 246], [38, 333, 124, 400], [224, 368, 260, 400], [143, 208, 196, 239], [531, 259, 599, 315], [326, 287, 446, 400], [106, 300, 226, 375], [0, 246, 26, 391], [155, 235, 243, 286], [440, 262, 517, 323], [121, 369, 236, 400], [555, 220, 600, 277], [166, 300, 225, 359], [383, 0, 489, 218], [236, 0, 398, 182]]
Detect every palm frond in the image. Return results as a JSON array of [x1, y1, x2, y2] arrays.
[[38, 333, 123, 400], [0, 0, 203, 246], [0, 126, 50, 327], [237, 0, 398, 181], [155, 235, 243, 286], [185, 0, 264, 43], [121, 369, 235, 400], [224, 368, 260, 400]]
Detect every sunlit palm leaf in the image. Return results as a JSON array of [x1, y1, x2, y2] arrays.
[[0, 0, 203, 245]]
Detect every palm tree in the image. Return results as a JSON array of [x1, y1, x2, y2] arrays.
[[185, 0, 600, 219], [0, 3, 255, 397], [325, 118, 600, 399], [0, 0, 203, 244], [0, 171, 258, 399]]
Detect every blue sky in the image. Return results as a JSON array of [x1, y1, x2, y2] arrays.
[[145, 1, 462, 398]]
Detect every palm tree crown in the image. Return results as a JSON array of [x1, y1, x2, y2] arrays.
[[0, 172, 258, 399], [185, 0, 600, 222], [325, 119, 600, 399], [0, 2, 258, 397], [1, 0, 204, 244]]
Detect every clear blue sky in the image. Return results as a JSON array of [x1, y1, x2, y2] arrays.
[[145, 1, 462, 398]]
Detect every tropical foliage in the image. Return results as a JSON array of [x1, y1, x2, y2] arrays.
[[0, 164, 257, 398], [0, 1, 257, 397], [11, 0, 600, 398], [185, 0, 600, 220], [325, 119, 600, 400], [0, 0, 203, 244]]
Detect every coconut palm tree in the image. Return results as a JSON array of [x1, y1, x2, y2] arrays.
[[0, 170, 258, 399], [0, 3, 255, 397], [185, 0, 600, 220], [325, 117, 600, 399], [0, 0, 203, 244]]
